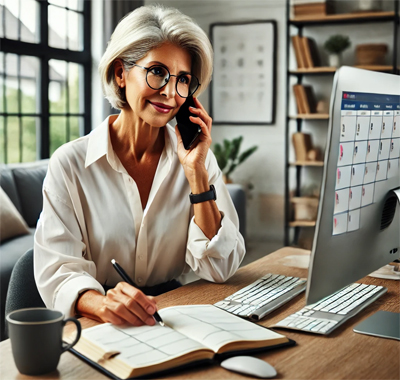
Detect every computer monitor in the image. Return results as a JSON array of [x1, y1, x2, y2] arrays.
[[306, 66, 400, 306]]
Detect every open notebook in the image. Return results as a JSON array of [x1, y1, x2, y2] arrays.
[[68, 305, 293, 379]]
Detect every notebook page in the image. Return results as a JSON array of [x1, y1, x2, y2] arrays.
[[82, 323, 209, 368], [159, 305, 284, 352]]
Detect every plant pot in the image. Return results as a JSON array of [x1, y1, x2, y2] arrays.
[[357, 0, 381, 12], [223, 174, 233, 184], [328, 53, 341, 68]]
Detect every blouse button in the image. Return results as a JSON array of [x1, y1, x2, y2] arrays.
[[137, 277, 143, 283]]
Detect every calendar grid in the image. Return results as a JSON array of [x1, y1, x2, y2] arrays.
[[333, 91, 400, 235]]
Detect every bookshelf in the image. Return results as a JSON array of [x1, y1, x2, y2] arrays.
[[284, 0, 400, 247]]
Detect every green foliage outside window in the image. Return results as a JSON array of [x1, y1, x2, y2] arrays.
[[1, 76, 81, 163]]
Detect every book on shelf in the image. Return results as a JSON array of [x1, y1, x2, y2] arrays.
[[291, 35, 306, 69], [292, 132, 313, 161], [293, 84, 306, 114], [301, 37, 321, 68], [293, 84, 317, 114], [67, 305, 293, 379], [291, 1, 334, 17], [303, 85, 318, 113]]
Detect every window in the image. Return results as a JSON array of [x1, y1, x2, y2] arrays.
[[0, 0, 91, 163]]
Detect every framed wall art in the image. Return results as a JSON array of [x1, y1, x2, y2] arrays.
[[210, 20, 277, 125]]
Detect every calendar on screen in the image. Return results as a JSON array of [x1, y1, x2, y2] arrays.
[[333, 91, 400, 235]]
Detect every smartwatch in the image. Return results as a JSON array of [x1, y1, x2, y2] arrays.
[[189, 185, 217, 204]]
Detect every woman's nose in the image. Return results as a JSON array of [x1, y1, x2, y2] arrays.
[[160, 78, 177, 98]]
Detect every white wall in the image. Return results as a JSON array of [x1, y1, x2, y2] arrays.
[[145, 0, 288, 243]]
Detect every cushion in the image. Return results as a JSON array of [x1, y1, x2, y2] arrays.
[[0, 187, 30, 243], [12, 162, 48, 227], [0, 166, 22, 214]]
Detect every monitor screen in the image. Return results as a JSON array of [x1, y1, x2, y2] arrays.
[[306, 66, 400, 305]]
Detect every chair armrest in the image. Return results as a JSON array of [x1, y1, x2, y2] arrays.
[[226, 183, 246, 239]]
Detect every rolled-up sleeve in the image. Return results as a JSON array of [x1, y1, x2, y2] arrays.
[[185, 152, 246, 283], [34, 158, 104, 317]]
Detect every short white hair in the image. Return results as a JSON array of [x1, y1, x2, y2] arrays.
[[98, 4, 214, 109]]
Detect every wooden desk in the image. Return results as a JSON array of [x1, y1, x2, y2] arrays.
[[1, 247, 399, 379]]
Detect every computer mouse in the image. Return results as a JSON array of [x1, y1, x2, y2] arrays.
[[220, 356, 277, 378]]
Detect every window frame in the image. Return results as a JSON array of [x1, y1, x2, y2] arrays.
[[0, 0, 91, 162]]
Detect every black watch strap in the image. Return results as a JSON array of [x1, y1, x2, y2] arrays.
[[189, 185, 217, 204]]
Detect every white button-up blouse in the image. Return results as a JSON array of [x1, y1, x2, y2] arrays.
[[34, 116, 246, 317]]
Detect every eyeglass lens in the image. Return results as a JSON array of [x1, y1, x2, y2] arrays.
[[146, 66, 198, 98]]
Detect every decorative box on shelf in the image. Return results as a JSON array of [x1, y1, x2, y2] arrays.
[[291, 197, 319, 222], [356, 43, 388, 65]]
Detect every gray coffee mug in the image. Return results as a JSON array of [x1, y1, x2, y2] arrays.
[[6, 307, 81, 375]]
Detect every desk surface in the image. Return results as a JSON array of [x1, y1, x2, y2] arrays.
[[1, 247, 399, 380]]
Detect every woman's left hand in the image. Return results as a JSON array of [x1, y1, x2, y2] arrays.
[[175, 97, 212, 182]]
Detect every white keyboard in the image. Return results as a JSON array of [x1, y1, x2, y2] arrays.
[[274, 282, 387, 335], [214, 273, 307, 321]]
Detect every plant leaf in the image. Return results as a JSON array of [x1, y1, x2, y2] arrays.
[[213, 143, 227, 171], [238, 146, 258, 164], [226, 163, 237, 177], [229, 136, 242, 161], [223, 139, 232, 160]]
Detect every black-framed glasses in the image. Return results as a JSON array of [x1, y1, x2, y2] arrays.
[[132, 63, 200, 98]]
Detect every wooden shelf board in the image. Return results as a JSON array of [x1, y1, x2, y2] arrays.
[[290, 11, 395, 23], [289, 221, 316, 227], [291, 65, 395, 75], [290, 161, 324, 167], [291, 67, 336, 74], [291, 197, 319, 203], [290, 114, 329, 120], [353, 65, 395, 72]]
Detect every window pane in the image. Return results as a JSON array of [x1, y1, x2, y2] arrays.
[[20, 0, 39, 43], [68, 0, 83, 12], [21, 55, 40, 114], [0, 52, 4, 113], [68, 10, 83, 51], [4, 0, 39, 43], [22, 116, 37, 161], [69, 62, 83, 113], [50, 116, 67, 155], [49, 59, 67, 113], [0, 76, 4, 114], [49, 5, 67, 49], [5, 53, 19, 114], [4, 0, 19, 40], [7, 116, 20, 163], [49, 0, 66, 7], [0, 117, 4, 163], [69, 116, 83, 141], [0, 4, 4, 38]]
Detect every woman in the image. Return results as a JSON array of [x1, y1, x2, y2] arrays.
[[34, 5, 245, 327]]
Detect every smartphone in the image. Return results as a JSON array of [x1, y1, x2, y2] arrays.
[[176, 96, 202, 150]]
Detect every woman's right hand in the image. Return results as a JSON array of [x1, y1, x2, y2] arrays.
[[100, 282, 158, 325], [76, 283, 158, 326]]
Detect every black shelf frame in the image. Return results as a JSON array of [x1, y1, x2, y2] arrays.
[[284, 0, 400, 246]]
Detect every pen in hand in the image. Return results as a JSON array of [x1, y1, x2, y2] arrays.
[[111, 259, 165, 327]]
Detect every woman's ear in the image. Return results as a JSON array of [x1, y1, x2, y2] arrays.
[[113, 59, 126, 88]]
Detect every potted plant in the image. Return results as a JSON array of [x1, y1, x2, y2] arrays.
[[213, 136, 258, 183], [323, 35, 351, 67]]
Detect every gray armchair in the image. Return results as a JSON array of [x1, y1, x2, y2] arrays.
[[4, 248, 45, 338]]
